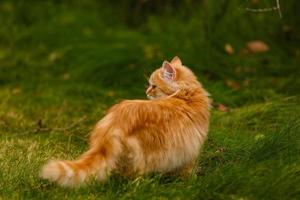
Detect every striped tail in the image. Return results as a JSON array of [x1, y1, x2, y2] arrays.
[[40, 149, 113, 187]]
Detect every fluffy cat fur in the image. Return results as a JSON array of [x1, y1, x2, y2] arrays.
[[40, 57, 211, 187]]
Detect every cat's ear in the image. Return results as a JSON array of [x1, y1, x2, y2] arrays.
[[170, 56, 182, 66], [162, 61, 176, 81]]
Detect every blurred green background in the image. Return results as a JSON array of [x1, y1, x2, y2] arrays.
[[0, 0, 299, 199]]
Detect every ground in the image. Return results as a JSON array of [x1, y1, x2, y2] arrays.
[[0, 1, 299, 199]]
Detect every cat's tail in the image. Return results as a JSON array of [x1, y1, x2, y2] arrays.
[[40, 136, 121, 187]]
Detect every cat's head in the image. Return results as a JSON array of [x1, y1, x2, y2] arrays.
[[146, 56, 200, 99]]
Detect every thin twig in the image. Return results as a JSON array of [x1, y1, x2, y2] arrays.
[[276, 0, 282, 18], [244, 0, 282, 18], [246, 7, 278, 13], [33, 116, 87, 133]]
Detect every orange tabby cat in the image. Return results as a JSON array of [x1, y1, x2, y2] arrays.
[[40, 57, 211, 187]]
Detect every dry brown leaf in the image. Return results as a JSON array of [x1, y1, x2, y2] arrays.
[[217, 104, 229, 112], [246, 40, 269, 53], [106, 90, 115, 97], [226, 79, 240, 90], [224, 43, 234, 55], [251, 0, 258, 5]]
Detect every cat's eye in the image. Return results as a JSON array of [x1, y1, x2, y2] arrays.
[[151, 85, 157, 89]]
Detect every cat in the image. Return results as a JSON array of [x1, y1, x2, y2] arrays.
[[40, 56, 211, 187]]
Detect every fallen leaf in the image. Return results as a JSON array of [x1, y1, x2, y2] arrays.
[[217, 104, 229, 112], [224, 43, 234, 55], [226, 79, 240, 90], [212, 102, 230, 112], [106, 91, 115, 97], [48, 51, 62, 62], [246, 40, 269, 53], [251, 0, 258, 5]]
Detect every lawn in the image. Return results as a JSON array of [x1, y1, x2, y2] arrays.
[[0, 0, 299, 199]]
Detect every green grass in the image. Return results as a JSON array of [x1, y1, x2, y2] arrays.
[[0, 0, 300, 199]]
